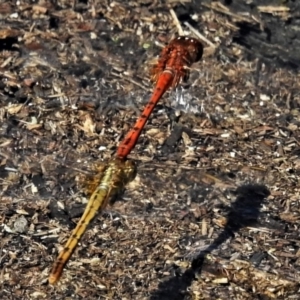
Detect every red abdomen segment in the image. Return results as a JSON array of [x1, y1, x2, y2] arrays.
[[117, 37, 203, 159]]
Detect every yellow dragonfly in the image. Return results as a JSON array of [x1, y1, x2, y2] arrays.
[[48, 157, 136, 284]]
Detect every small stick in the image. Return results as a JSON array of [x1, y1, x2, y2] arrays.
[[170, 8, 184, 36], [184, 21, 216, 48]]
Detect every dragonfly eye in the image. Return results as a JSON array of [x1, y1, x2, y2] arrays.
[[188, 39, 203, 63], [175, 37, 203, 64]]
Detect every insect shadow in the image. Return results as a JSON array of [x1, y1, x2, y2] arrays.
[[149, 183, 270, 300]]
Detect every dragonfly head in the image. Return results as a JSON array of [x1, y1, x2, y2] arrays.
[[123, 159, 137, 183]]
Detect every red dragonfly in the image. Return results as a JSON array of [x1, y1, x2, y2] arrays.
[[116, 36, 203, 159], [48, 36, 203, 284]]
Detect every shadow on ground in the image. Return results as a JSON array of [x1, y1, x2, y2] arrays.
[[149, 184, 270, 300]]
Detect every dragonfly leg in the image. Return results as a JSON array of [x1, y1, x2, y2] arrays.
[[76, 163, 106, 196]]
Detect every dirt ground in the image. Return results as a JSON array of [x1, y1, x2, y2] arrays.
[[1, 1, 300, 299]]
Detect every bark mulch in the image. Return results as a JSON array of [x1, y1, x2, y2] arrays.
[[0, 1, 300, 299]]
